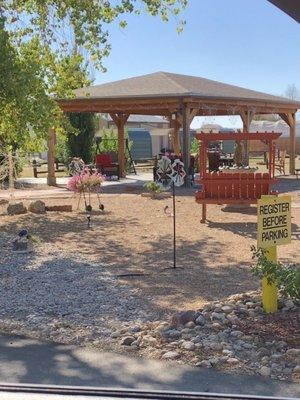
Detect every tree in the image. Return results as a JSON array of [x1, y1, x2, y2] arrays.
[[0, 17, 56, 152], [67, 113, 96, 164], [285, 84, 299, 100], [1, 1, 187, 72], [1, 1, 187, 155]]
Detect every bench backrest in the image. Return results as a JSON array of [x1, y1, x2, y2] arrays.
[[200, 172, 272, 200], [95, 153, 112, 166]]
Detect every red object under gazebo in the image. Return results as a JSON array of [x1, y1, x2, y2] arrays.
[[195, 131, 281, 223]]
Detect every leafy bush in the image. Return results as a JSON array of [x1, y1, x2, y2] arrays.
[[144, 181, 161, 194], [190, 137, 200, 154], [251, 246, 300, 300]]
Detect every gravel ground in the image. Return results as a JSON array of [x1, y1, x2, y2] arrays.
[[0, 184, 299, 368], [0, 245, 156, 347]]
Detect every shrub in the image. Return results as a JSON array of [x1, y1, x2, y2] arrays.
[[144, 181, 161, 194], [251, 246, 300, 300]]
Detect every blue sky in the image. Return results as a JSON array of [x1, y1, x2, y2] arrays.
[[93, 0, 300, 128]]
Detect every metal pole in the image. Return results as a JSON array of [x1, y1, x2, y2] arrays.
[[173, 181, 176, 269]]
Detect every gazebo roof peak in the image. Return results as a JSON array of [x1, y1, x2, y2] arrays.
[[72, 71, 299, 106]]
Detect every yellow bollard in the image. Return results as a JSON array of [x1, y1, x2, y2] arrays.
[[261, 246, 278, 313]]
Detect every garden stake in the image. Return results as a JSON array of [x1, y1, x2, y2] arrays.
[[172, 182, 176, 269], [157, 156, 186, 270]]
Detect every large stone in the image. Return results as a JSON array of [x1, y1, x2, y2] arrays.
[[120, 336, 135, 346], [211, 312, 226, 324], [195, 315, 205, 326], [227, 357, 239, 364], [161, 351, 180, 360], [259, 366, 271, 376], [171, 310, 196, 327], [209, 342, 223, 351], [196, 360, 212, 368], [7, 202, 27, 215], [164, 329, 181, 340], [293, 365, 300, 373], [142, 335, 158, 346], [286, 348, 300, 357], [181, 341, 195, 351], [221, 306, 233, 314], [28, 200, 45, 214]]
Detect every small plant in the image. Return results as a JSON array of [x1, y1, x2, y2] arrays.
[[251, 246, 300, 300], [67, 168, 105, 214], [144, 181, 161, 194]]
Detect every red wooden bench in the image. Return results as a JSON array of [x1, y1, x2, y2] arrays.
[[195, 131, 281, 223], [95, 153, 119, 179], [196, 172, 277, 222]]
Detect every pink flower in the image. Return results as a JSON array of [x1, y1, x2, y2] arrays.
[[67, 170, 105, 193]]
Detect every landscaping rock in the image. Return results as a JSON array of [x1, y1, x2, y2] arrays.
[[259, 366, 271, 376], [171, 310, 196, 327], [185, 321, 195, 329], [161, 351, 180, 360], [211, 312, 226, 324], [196, 360, 212, 368], [221, 306, 233, 314], [195, 315, 205, 326], [7, 202, 27, 215], [28, 200, 46, 214], [181, 341, 195, 351], [293, 365, 300, 373], [286, 348, 300, 357], [227, 357, 239, 365], [120, 336, 135, 346]]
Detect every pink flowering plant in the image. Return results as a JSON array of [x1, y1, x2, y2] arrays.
[[67, 169, 105, 214], [67, 168, 105, 193]]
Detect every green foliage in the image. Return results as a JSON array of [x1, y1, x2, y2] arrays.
[[3, 1, 187, 72], [97, 128, 133, 172], [0, 17, 57, 152], [98, 128, 119, 153], [190, 137, 200, 154], [55, 135, 70, 166], [144, 181, 161, 194], [251, 246, 300, 300], [67, 113, 96, 164], [1, 1, 187, 155]]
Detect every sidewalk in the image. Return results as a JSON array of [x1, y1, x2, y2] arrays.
[[0, 173, 153, 200], [0, 334, 299, 398]]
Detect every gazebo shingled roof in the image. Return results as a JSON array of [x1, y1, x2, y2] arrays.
[[47, 72, 300, 185], [59, 72, 300, 115]]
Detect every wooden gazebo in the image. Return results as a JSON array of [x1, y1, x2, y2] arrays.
[[49, 71, 300, 185]]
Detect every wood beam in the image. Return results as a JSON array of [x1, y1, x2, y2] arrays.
[[109, 113, 129, 178], [279, 112, 296, 174], [47, 128, 56, 186], [168, 114, 181, 155], [240, 109, 255, 165], [181, 104, 191, 187]]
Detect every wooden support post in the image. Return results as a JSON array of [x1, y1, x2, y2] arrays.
[[110, 113, 129, 178], [47, 128, 56, 186], [279, 112, 296, 175], [200, 204, 207, 223], [180, 106, 198, 186], [240, 109, 255, 165], [181, 104, 190, 187], [168, 114, 181, 155]]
